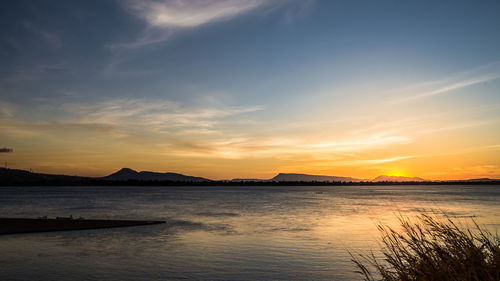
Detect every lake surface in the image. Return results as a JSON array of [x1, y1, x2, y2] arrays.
[[1, 185, 499, 280]]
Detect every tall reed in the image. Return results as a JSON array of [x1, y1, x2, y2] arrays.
[[351, 214, 499, 281]]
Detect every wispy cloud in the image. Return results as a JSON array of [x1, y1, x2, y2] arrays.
[[165, 132, 412, 159], [394, 61, 500, 103], [22, 20, 63, 48], [0, 120, 116, 138], [0, 101, 15, 118], [348, 102, 500, 141], [63, 99, 265, 131], [449, 165, 500, 179], [313, 155, 415, 168], [353, 156, 415, 165], [414, 118, 500, 135], [398, 74, 500, 102], [0, 98, 266, 143], [309, 134, 410, 150], [114, 0, 272, 48], [422, 143, 500, 158], [126, 0, 267, 28]]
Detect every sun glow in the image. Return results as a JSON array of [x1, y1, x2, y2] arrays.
[[385, 171, 409, 177]]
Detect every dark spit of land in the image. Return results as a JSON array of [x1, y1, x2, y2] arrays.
[[0, 217, 165, 235]]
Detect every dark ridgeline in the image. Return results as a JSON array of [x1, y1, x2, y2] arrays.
[[1, 167, 499, 186], [0, 167, 92, 185], [372, 175, 426, 182], [103, 168, 209, 182], [270, 173, 362, 182], [0, 167, 210, 186]]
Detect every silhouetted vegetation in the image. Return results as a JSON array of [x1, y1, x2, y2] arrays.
[[351, 214, 500, 281]]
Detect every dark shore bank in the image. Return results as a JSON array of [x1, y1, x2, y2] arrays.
[[0, 218, 165, 235]]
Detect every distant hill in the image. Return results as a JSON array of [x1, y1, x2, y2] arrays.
[[0, 167, 209, 185], [0, 167, 91, 185], [231, 178, 269, 182], [103, 168, 209, 182], [270, 173, 362, 182], [461, 178, 498, 182], [372, 175, 426, 182]]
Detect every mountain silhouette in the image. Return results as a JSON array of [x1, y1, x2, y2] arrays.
[[231, 178, 269, 182], [103, 168, 209, 182], [372, 175, 426, 182], [271, 173, 362, 182]]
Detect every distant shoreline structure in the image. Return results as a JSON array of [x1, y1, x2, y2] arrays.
[[1, 167, 499, 186]]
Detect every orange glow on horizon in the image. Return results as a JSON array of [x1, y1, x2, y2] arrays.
[[384, 171, 410, 178]]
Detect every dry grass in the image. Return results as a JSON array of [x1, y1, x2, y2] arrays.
[[351, 213, 500, 281]]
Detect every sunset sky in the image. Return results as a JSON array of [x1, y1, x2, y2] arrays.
[[1, 0, 500, 180]]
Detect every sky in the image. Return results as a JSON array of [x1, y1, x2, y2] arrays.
[[1, 0, 500, 180]]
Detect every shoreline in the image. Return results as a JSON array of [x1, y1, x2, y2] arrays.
[[1, 180, 499, 187]]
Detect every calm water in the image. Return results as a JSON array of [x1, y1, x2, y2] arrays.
[[0, 185, 499, 280]]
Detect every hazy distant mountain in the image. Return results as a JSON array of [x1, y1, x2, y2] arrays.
[[371, 175, 426, 182], [270, 173, 362, 182], [464, 178, 498, 182], [231, 178, 269, 182], [103, 168, 209, 182], [0, 167, 91, 185]]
